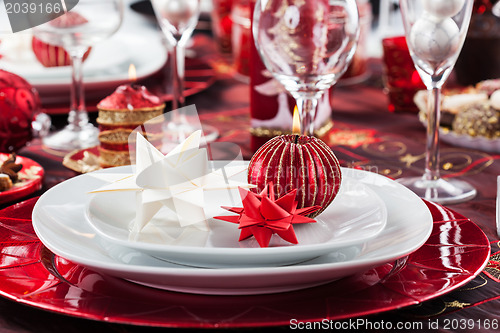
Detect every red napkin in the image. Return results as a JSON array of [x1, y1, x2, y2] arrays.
[[215, 184, 321, 247]]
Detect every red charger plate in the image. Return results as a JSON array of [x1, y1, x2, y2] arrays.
[[0, 198, 490, 328], [0, 154, 44, 205]]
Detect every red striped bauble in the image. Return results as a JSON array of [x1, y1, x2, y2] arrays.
[[248, 135, 342, 218], [31, 12, 92, 67], [32, 37, 91, 67]]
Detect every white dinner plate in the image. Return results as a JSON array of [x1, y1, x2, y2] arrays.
[[32, 167, 433, 295], [85, 173, 387, 267]]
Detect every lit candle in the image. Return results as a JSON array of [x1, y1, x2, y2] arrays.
[[248, 107, 342, 217], [129, 63, 137, 82], [292, 105, 301, 144]]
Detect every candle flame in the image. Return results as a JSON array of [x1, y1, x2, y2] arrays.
[[129, 64, 137, 82], [292, 106, 301, 135]]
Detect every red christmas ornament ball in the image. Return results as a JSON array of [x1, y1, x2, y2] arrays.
[[248, 135, 342, 218], [0, 70, 40, 152]]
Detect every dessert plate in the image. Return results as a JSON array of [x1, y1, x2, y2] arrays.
[[32, 167, 433, 295], [85, 174, 387, 267], [419, 114, 500, 152], [0, 154, 44, 205], [439, 128, 500, 153]]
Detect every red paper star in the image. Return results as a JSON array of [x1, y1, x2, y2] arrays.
[[215, 184, 321, 247]]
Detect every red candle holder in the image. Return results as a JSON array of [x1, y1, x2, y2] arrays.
[[231, 0, 251, 80], [211, 0, 234, 54], [382, 35, 426, 113]]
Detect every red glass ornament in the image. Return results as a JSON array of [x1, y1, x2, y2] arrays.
[[0, 70, 40, 152], [248, 135, 342, 217]]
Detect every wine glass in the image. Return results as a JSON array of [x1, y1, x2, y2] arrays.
[[253, 0, 359, 136], [151, 0, 219, 143], [33, 0, 123, 151], [398, 0, 476, 204]]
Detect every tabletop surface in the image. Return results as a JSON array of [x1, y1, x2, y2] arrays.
[[0, 26, 499, 333]]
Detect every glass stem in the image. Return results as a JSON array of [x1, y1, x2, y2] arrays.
[[170, 43, 185, 110], [296, 95, 318, 136], [67, 53, 89, 130], [424, 86, 441, 183]]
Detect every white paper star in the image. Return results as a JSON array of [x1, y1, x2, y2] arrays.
[[90, 130, 253, 240]]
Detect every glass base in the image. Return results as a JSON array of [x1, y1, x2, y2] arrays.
[[200, 124, 219, 143], [161, 123, 219, 153], [397, 176, 477, 204], [43, 123, 99, 151]]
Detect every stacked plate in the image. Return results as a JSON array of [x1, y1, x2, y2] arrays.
[[32, 165, 433, 295]]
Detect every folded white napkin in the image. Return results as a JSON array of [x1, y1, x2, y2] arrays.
[[90, 130, 253, 240]]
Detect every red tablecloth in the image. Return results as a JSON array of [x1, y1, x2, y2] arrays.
[[1, 34, 499, 332]]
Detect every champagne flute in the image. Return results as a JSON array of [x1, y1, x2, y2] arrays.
[[151, 0, 219, 143], [398, 0, 476, 203], [253, 0, 359, 136], [33, 0, 123, 151]]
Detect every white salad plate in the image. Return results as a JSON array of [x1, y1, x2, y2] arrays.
[[32, 167, 433, 295], [84, 169, 387, 267]]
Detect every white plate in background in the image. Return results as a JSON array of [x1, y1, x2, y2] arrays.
[[0, 4, 167, 104]]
